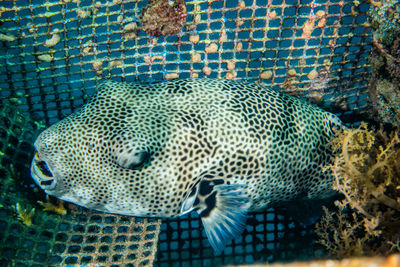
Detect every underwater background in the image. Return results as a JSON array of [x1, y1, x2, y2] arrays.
[[0, 0, 399, 266]]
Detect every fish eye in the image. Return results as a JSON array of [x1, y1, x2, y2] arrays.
[[126, 151, 151, 170], [37, 160, 54, 177]]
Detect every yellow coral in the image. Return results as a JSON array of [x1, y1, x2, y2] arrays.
[[316, 123, 400, 257], [38, 198, 67, 216], [15, 203, 35, 227]]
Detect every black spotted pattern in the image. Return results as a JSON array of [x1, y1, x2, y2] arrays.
[[33, 79, 341, 217]]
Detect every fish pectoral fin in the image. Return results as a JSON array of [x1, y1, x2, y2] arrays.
[[197, 184, 250, 255], [180, 190, 197, 215]]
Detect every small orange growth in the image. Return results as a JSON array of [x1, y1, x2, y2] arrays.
[[123, 22, 137, 32], [323, 59, 332, 71], [191, 53, 201, 63], [260, 70, 273, 79], [77, 8, 92, 19], [108, 60, 123, 68], [302, 17, 316, 38], [123, 22, 138, 39], [307, 69, 318, 80], [317, 17, 326, 28], [205, 43, 218, 53], [164, 73, 179, 80], [225, 71, 237, 80], [38, 54, 54, 62], [226, 60, 235, 71], [316, 10, 326, 18], [82, 41, 96, 56], [202, 66, 212, 75], [44, 33, 61, 47], [194, 13, 201, 24], [189, 34, 199, 44], [38, 198, 67, 216], [143, 55, 163, 65], [269, 11, 277, 19], [236, 18, 244, 26], [236, 42, 243, 52], [92, 60, 103, 70], [219, 30, 228, 43], [287, 69, 297, 76]]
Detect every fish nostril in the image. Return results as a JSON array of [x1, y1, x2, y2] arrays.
[[37, 161, 53, 177], [40, 179, 54, 186]]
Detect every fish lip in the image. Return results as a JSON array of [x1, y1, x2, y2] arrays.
[[31, 151, 57, 191]]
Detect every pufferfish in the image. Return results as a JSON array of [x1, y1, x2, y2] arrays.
[[31, 78, 341, 253]]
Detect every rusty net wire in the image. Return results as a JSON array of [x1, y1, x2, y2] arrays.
[[0, 0, 372, 266]]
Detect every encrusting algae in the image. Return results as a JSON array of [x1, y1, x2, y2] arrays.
[[316, 123, 400, 258], [140, 0, 187, 37]]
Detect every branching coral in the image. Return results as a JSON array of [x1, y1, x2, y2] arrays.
[[15, 203, 35, 227], [38, 197, 67, 216], [316, 123, 400, 258]]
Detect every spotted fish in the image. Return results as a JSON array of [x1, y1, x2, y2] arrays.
[[31, 79, 341, 253]]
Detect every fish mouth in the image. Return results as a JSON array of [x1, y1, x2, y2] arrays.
[[31, 151, 57, 190]]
